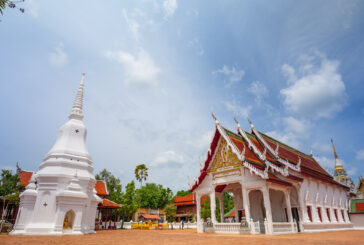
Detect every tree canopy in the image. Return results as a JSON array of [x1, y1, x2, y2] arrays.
[[137, 183, 173, 209], [175, 190, 190, 197]]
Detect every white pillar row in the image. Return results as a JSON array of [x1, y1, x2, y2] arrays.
[[233, 191, 239, 223], [210, 189, 217, 223], [242, 186, 251, 222], [218, 193, 224, 223], [285, 190, 293, 222], [262, 186, 273, 234], [196, 192, 203, 233]]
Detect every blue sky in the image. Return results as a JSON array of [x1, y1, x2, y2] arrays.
[[1, 0, 363, 191]]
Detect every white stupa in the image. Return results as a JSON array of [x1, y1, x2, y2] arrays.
[[11, 73, 101, 235]]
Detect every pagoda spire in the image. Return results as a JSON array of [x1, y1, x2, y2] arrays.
[[69, 73, 85, 120], [331, 139, 343, 169]]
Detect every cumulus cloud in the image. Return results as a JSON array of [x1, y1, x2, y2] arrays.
[[247, 81, 268, 104], [212, 65, 245, 86], [314, 156, 334, 173], [163, 0, 178, 19], [280, 54, 347, 119], [49, 42, 68, 67], [356, 149, 364, 160], [151, 150, 184, 167], [224, 100, 251, 118], [103, 49, 161, 85], [311, 142, 332, 155], [188, 37, 204, 56]]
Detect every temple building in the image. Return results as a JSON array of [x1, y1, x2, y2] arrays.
[[173, 194, 198, 222], [189, 115, 353, 234], [11, 74, 102, 235]]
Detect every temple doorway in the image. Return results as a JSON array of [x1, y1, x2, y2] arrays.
[[63, 210, 75, 231]]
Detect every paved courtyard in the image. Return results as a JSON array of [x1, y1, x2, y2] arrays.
[[2, 229, 364, 245]]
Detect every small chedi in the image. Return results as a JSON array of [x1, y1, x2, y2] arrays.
[[11, 74, 101, 235]]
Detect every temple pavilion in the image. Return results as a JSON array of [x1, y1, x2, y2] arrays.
[[189, 114, 353, 234]]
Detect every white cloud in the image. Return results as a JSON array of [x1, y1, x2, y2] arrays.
[[163, 0, 178, 19], [49, 42, 68, 67], [186, 130, 214, 151], [212, 65, 245, 86], [266, 116, 311, 149], [224, 100, 251, 118], [188, 37, 204, 56], [280, 54, 347, 119], [103, 48, 161, 85], [122, 8, 140, 41], [151, 150, 184, 167], [356, 149, 364, 160], [311, 142, 332, 155], [247, 81, 268, 104]]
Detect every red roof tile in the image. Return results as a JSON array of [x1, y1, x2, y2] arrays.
[[142, 214, 160, 220], [95, 180, 108, 196], [19, 171, 33, 186], [101, 199, 121, 208], [174, 193, 195, 206]]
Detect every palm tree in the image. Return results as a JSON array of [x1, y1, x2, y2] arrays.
[[134, 164, 148, 187]]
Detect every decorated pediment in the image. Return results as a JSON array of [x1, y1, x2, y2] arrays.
[[207, 138, 242, 177]]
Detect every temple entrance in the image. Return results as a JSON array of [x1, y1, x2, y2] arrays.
[[63, 210, 75, 231], [249, 190, 265, 234], [290, 186, 300, 232]]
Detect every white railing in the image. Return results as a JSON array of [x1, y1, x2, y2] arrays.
[[213, 223, 242, 233], [272, 221, 295, 234], [250, 219, 261, 234]]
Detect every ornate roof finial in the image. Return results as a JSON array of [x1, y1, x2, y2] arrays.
[[331, 139, 339, 160], [211, 112, 218, 124], [246, 116, 254, 129], [234, 117, 240, 127], [69, 73, 85, 120]]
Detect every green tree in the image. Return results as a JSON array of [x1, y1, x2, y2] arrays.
[[0, 169, 24, 231], [164, 204, 176, 223], [119, 181, 138, 228], [175, 190, 190, 197], [200, 196, 211, 220], [136, 183, 173, 209], [134, 164, 148, 187]]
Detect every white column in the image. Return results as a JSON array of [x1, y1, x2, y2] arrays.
[[210, 190, 217, 223], [196, 192, 203, 233], [262, 186, 273, 234], [233, 191, 239, 223], [242, 187, 251, 222], [218, 193, 224, 223], [298, 186, 309, 223], [285, 190, 293, 222], [311, 204, 320, 222], [330, 207, 337, 223]]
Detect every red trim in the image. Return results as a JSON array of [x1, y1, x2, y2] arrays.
[[317, 207, 322, 222], [334, 209, 338, 222], [326, 208, 331, 222]]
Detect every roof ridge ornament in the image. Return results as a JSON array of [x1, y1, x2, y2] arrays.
[[246, 116, 254, 129], [69, 73, 85, 120]]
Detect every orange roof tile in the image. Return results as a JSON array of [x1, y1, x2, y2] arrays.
[[101, 199, 121, 208], [19, 171, 33, 186], [174, 194, 195, 206], [95, 180, 108, 196]]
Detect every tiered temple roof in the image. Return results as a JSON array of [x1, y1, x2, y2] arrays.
[[189, 116, 349, 192]]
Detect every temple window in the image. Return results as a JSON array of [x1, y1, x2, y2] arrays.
[[334, 209, 338, 222], [317, 207, 322, 222], [326, 208, 331, 222]]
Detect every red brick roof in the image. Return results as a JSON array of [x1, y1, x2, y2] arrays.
[[95, 180, 108, 196], [19, 171, 33, 186], [101, 199, 121, 209]]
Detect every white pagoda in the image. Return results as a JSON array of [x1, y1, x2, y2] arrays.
[[11, 73, 101, 235]]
